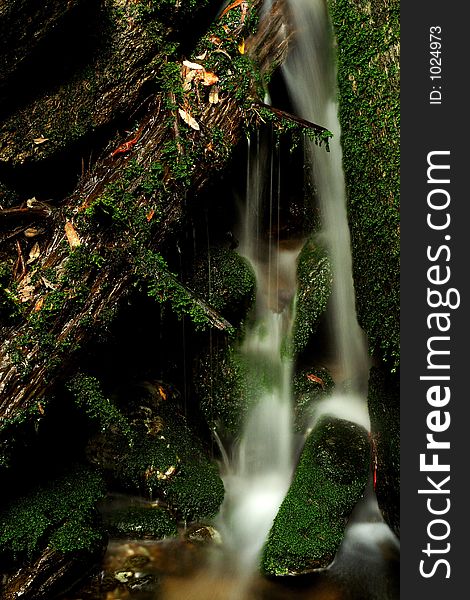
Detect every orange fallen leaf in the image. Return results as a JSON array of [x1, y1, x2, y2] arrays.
[[65, 221, 81, 248], [209, 35, 222, 45], [202, 71, 219, 86], [34, 297, 45, 312], [146, 209, 155, 222], [220, 0, 245, 18], [306, 373, 325, 388]]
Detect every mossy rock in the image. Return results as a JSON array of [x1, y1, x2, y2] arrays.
[[293, 367, 335, 431], [85, 380, 224, 522], [103, 506, 177, 540], [262, 417, 369, 574], [193, 334, 282, 436], [368, 365, 399, 536], [193, 338, 249, 435], [188, 246, 256, 325], [328, 0, 400, 370], [292, 238, 332, 356], [0, 464, 106, 562]]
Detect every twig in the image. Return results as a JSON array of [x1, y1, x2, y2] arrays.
[[252, 101, 330, 135]]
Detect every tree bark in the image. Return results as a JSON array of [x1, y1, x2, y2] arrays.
[[0, 0, 292, 420]]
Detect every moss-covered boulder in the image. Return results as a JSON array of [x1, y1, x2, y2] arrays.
[[103, 505, 177, 540], [188, 246, 256, 325], [293, 367, 335, 430], [328, 0, 400, 370], [292, 238, 332, 356], [368, 366, 399, 536], [262, 417, 369, 574], [0, 465, 106, 562], [83, 379, 224, 522]]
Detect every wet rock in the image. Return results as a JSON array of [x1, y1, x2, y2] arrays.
[[86, 381, 224, 522], [368, 366, 399, 537], [292, 238, 332, 356], [188, 246, 255, 325], [262, 417, 370, 574], [293, 367, 335, 430], [103, 505, 178, 540], [184, 523, 222, 545], [0, 543, 105, 600]]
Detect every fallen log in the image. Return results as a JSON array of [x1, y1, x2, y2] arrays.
[[0, 0, 292, 420]]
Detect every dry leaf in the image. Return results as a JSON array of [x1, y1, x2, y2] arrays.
[[34, 297, 45, 312], [178, 108, 200, 131], [41, 276, 57, 290], [196, 50, 208, 60], [65, 221, 81, 248], [182, 60, 204, 70], [18, 274, 36, 303], [33, 136, 49, 145], [26, 242, 41, 265], [24, 227, 41, 238], [306, 373, 325, 388], [146, 209, 155, 222], [209, 85, 219, 104], [183, 69, 197, 91], [209, 35, 222, 45], [238, 39, 245, 54], [202, 71, 219, 86]]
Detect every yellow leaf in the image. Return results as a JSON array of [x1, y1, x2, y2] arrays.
[[65, 221, 81, 248], [238, 39, 245, 54], [33, 136, 49, 145], [178, 108, 200, 131]]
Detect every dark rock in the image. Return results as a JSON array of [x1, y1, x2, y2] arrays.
[[368, 366, 399, 537], [0, 542, 105, 600], [262, 417, 370, 574]]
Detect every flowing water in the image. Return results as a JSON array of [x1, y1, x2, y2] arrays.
[[215, 0, 390, 586], [215, 135, 300, 581], [282, 0, 370, 411]]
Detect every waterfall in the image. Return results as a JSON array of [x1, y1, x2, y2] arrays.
[[215, 0, 375, 583], [283, 0, 370, 427], [215, 136, 299, 578]]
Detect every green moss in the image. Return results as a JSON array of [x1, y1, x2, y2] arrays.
[[134, 248, 214, 330], [189, 247, 255, 323], [0, 465, 106, 560], [194, 335, 283, 435], [88, 383, 224, 521], [67, 373, 133, 440], [0, 260, 22, 323], [103, 506, 177, 539], [262, 417, 369, 574], [292, 238, 332, 355], [328, 0, 399, 370], [293, 367, 335, 430]]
